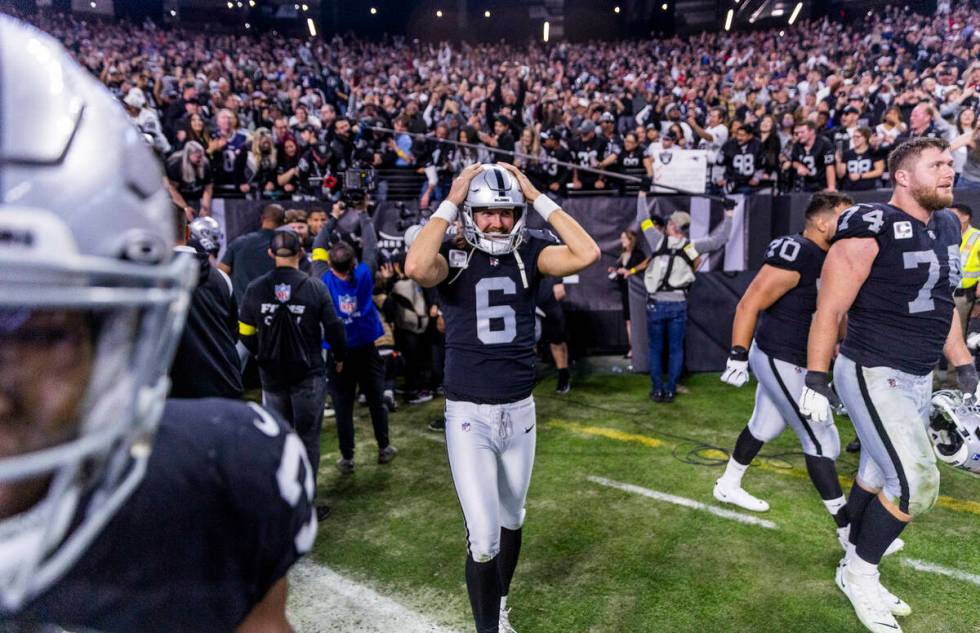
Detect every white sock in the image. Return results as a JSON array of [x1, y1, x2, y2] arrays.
[[720, 458, 749, 487], [847, 554, 878, 577], [823, 496, 847, 517], [500, 595, 508, 611]]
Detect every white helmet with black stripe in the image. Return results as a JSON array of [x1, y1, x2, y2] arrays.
[[460, 163, 526, 255], [0, 15, 196, 609], [929, 390, 980, 474]]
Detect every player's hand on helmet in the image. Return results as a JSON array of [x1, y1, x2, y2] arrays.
[[966, 331, 980, 351], [496, 161, 541, 203], [446, 163, 484, 207], [720, 346, 749, 388], [798, 371, 842, 425]]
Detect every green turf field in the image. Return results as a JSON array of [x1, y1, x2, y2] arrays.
[[310, 372, 980, 633]]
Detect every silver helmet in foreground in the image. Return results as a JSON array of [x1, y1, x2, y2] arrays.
[[0, 15, 196, 609], [929, 390, 980, 475], [460, 164, 527, 255]]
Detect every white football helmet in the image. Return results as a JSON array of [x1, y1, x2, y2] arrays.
[[0, 16, 196, 609], [460, 164, 526, 255], [929, 390, 980, 474]]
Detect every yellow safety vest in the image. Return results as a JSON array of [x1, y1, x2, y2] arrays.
[[960, 226, 980, 289]]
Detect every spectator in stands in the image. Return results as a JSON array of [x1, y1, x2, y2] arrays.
[[757, 115, 782, 185], [717, 124, 765, 194], [689, 107, 729, 189], [175, 112, 211, 153], [954, 128, 980, 190], [874, 106, 907, 155], [219, 203, 284, 299], [390, 116, 415, 167], [570, 120, 612, 190], [165, 140, 214, 220], [907, 102, 952, 141], [123, 87, 170, 156], [243, 127, 278, 196], [514, 126, 540, 171], [276, 137, 302, 195], [837, 127, 885, 191], [784, 120, 836, 192], [951, 108, 978, 184], [209, 109, 251, 196]]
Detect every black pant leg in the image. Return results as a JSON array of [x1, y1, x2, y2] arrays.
[[357, 346, 391, 450], [330, 360, 359, 460], [290, 373, 328, 486]]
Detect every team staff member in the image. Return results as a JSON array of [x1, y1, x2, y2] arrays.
[[320, 220, 398, 475], [239, 229, 347, 520], [220, 203, 285, 300], [406, 162, 599, 633], [537, 277, 571, 393], [170, 206, 244, 399], [800, 138, 976, 633], [637, 191, 734, 402], [952, 203, 980, 338]]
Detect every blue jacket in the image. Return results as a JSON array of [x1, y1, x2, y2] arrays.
[[322, 262, 383, 348]]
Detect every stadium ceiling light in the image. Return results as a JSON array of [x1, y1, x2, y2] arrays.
[[436, 10, 443, 17], [227, 1, 233, 8], [370, 7, 377, 15], [724, 8, 733, 30], [236, 1, 243, 7], [302, 3, 308, 10], [779, 29, 785, 36], [170, 9, 176, 16], [245, 22, 251, 28], [614, 6, 621, 13], [307, 17, 317, 36], [248, 0, 255, 5], [661, 3, 668, 9], [484, 10, 491, 17], [543, 20, 550, 42], [771, 8, 783, 16], [89, 0, 95, 7], [788, 2, 802, 24]]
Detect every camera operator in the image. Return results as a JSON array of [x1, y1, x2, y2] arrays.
[[238, 229, 347, 521]]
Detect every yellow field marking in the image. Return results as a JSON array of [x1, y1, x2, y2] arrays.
[[546, 419, 980, 518], [549, 420, 664, 448]]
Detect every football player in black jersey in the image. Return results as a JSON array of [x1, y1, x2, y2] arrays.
[[785, 120, 837, 192], [0, 16, 314, 632], [837, 128, 885, 192], [405, 163, 599, 633], [716, 193, 859, 533], [800, 138, 974, 633]]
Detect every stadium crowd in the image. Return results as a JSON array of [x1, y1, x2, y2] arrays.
[[15, 0, 980, 205]]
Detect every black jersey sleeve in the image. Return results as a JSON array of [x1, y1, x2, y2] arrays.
[[832, 202, 891, 241], [214, 400, 317, 603], [526, 228, 560, 277]]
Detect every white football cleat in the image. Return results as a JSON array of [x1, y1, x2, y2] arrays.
[[836, 559, 910, 617], [836, 562, 903, 632], [713, 479, 770, 512], [499, 607, 517, 633]]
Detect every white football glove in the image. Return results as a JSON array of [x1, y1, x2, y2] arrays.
[[798, 371, 842, 425], [967, 332, 980, 351], [720, 346, 750, 387]]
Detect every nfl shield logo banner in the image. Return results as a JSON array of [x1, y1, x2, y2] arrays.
[[274, 283, 291, 303]]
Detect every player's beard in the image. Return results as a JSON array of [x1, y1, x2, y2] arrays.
[[910, 182, 954, 211]]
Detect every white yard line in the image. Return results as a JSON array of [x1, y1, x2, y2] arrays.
[[288, 559, 463, 633], [901, 558, 980, 586], [587, 475, 779, 530]]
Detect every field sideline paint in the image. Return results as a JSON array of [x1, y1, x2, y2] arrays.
[[550, 419, 980, 518], [901, 558, 980, 587], [588, 475, 778, 529]]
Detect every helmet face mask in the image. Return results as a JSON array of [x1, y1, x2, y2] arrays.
[[461, 164, 527, 255], [0, 16, 197, 608], [929, 390, 980, 474]]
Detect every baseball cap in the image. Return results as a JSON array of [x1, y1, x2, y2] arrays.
[[599, 112, 616, 123], [843, 106, 860, 115], [578, 120, 596, 135], [669, 211, 691, 230], [123, 87, 146, 109], [270, 229, 303, 257], [664, 130, 679, 141]]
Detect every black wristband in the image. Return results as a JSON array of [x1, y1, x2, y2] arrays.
[[729, 346, 748, 362], [956, 363, 978, 396], [804, 370, 830, 391]]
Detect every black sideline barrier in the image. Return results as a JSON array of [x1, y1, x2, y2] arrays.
[[213, 188, 980, 372]]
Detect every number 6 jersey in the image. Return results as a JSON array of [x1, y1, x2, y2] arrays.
[[833, 202, 961, 375], [437, 231, 556, 404]]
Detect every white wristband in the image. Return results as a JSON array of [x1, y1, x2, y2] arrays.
[[533, 195, 560, 222], [432, 200, 458, 223]]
